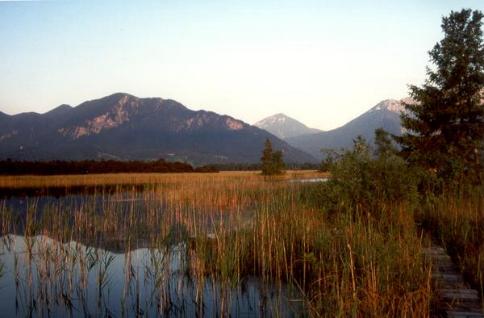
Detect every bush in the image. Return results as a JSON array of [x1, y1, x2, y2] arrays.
[[320, 137, 418, 217]]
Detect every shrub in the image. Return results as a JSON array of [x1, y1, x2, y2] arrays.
[[321, 137, 419, 217]]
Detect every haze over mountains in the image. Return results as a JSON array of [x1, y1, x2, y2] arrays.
[[253, 99, 407, 160], [254, 113, 322, 139], [284, 99, 407, 159], [0, 93, 315, 165], [0, 93, 409, 165]]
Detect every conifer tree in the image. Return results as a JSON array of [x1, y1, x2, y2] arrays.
[[397, 9, 483, 180], [272, 150, 285, 174], [261, 139, 275, 175], [260, 139, 285, 175]]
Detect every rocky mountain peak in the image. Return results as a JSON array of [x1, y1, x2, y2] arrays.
[[254, 113, 322, 139], [256, 113, 289, 125], [0, 93, 316, 164], [370, 99, 406, 113], [286, 98, 407, 159]]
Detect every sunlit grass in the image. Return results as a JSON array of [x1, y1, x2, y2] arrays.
[[0, 170, 327, 188], [0, 171, 434, 316]]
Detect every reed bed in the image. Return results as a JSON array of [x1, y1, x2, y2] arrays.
[[0, 171, 432, 316], [0, 170, 325, 189]]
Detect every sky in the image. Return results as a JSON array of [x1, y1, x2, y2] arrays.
[[0, 0, 483, 130]]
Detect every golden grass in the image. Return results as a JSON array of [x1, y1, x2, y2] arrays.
[[0, 170, 327, 188], [0, 170, 433, 316]]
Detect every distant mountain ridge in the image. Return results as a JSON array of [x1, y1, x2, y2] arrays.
[[254, 113, 322, 139], [285, 99, 407, 159], [0, 93, 316, 164]]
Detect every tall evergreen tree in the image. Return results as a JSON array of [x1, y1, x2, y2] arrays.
[[397, 9, 483, 180], [272, 150, 285, 174], [261, 138, 275, 175], [260, 139, 285, 175]]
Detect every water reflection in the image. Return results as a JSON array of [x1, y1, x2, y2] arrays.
[[289, 178, 328, 184], [0, 177, 311, 317], [0, 235, 302, 317]]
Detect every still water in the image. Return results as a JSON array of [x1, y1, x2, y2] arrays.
[[0, 188, 305, 317], [0, 235, 301, 317]]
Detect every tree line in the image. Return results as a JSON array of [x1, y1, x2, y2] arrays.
[[0, 159, 219, 175]]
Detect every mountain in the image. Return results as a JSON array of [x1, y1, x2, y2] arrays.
[[254, 113, 322, 139], [0, 93, 316, 165], [286, 99, 407, 159]]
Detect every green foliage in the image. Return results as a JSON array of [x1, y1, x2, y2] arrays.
[[271, 150, 284, 174], [319, 148, 342, 172], [260, 139, 285, 175], [374, 128, 397, 158], [261, 138, 273, 175], [318, 135, 418, 216], [397, 9, 484, 181]]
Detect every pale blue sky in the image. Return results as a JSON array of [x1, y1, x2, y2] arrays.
[[0, 0, 483, 130]]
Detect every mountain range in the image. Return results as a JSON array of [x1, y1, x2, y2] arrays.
[[254, 113, 322, 139], [284, 99, 407, 159], [0, 94, 409, 165], [0, 93, 315, 165]]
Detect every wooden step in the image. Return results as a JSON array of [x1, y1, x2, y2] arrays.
[[446, 310, 484, 318], [433, 273, 463, 282], [437, 263, 460, 272], [441, 289, 479, 301], [432, 254, 453, 262], [423, 247, 445, 254], [425, 244, 483, 315]]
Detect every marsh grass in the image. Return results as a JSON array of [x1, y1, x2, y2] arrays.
[[417, 184, 484, 298], [0, 170, 433, 316], [0, 170, 325, 189]]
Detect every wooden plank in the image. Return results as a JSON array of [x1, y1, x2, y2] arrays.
[[433, 273, 463, 282], [437, 263, 459, 272], [432, 254, 452, 262], [423, 247, 445, 254], [441, 289, 479, 301], [425, 244, 483, 315], [446, 311, 484, 318]]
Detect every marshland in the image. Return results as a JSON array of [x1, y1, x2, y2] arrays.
[[0, 162, 481, 317]]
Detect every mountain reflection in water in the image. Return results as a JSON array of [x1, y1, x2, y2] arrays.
[[0, 235, 302, 317]]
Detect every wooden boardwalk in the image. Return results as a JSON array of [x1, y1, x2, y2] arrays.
[[424, 246, 483, 318]]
